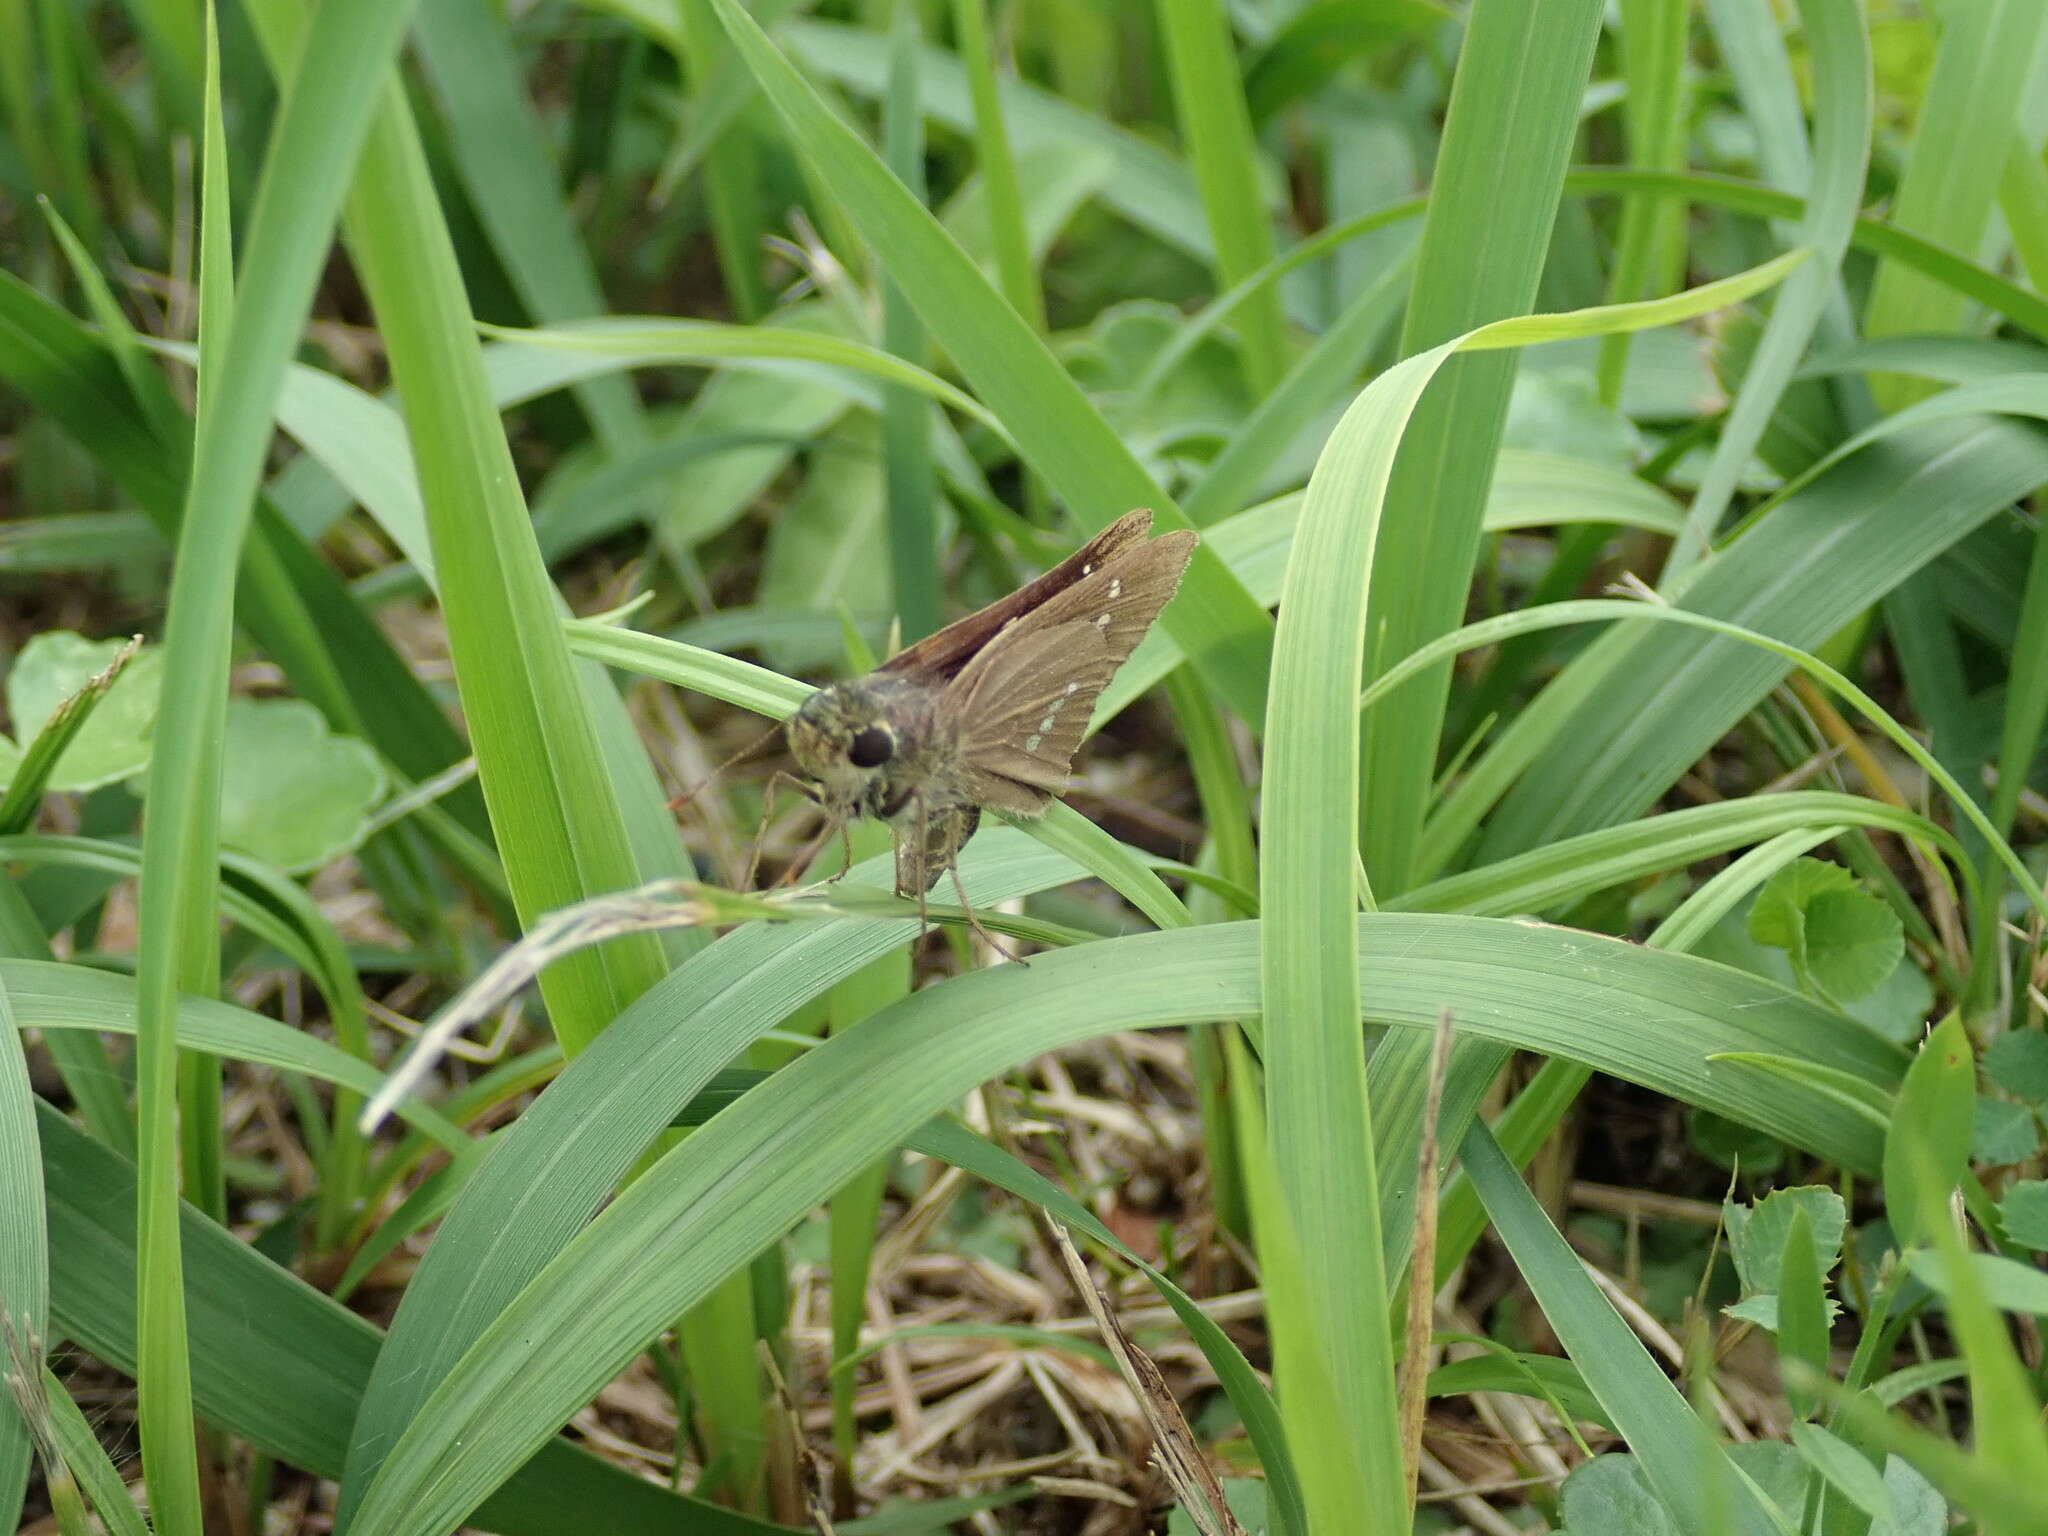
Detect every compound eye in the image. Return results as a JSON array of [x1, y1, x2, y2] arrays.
[[847, 725, 895, 769]]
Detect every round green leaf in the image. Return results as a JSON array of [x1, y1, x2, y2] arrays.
[[1971, 1096, 2041, 1167], [4, 631, 165, 792], [1984, 1031, 2048, 1105], [1802, 887, 1904, 1002], [1998, 1180, 2048, 1252], [134, 698, 386, 873]]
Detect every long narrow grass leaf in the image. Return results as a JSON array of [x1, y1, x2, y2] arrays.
[[130, 0, 422, 1523]]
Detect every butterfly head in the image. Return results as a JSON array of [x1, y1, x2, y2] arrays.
[[786, 679, 911, 821]]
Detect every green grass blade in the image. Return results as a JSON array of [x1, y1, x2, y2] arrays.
[[1563, 167, 2048, 342], [1261, 249, 1800, 1530], [35, 1368, 151, 1536], [0, 855, 132, 1157], [1368, 597, 2039, 919], [1596, 0, 1691, 405], [337, 838, 1089, 1514], [1998, 130, 2048, 294], [411, 0, 650, 455], [1180, 251, 1410, 528], [678, 0, 770, 321], [1154, 0, 1288, 393], [1466, 416, 2048, 865], [0, 968, 43, 1530], [1992, 507, 2048, 838], [1862, 1, 2048, 408], [0, 637, 141, 834], [1663, 0, 1869, 578], [238, 0, 673, 1060], [1461, 1122, 1781, 1535], [1360, 0, 1606, 895], [34, 1102, 792, 1536], [7, 957, 465, 1148], [189, 0, 234, 1228], [484, 319, 1012, 438], [1394, 792, 1961, 920], [197, 0, 231, 415], [881, 0, 939, 640], [948, 0, 1042, 331]]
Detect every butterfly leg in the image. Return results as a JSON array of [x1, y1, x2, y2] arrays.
[[911, 797, 931, 940], [744, 771, 830, 892], [946, 855, 1029, 966]]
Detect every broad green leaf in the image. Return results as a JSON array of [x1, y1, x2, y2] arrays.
[[1776, 1210, 1829, 1420], [1559, 1454, 1682, 1536], [1970, 1097, 2039, 1166]]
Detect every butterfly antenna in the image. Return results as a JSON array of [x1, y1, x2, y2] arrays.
[[668, 720, 785, 815]]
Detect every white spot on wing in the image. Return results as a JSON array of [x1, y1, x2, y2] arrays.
[[1108, 578, 1122, 598], [1025, 734, 1042, 752]]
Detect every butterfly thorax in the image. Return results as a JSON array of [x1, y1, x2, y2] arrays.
[[785, 675, 967, 827]]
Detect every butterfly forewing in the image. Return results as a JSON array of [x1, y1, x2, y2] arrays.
[[939, 527, 1196, 805], [878, 508, 1160, 684], [946, 621, 1117, 812]]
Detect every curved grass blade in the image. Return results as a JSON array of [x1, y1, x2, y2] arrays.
[[0, 636, 141, 834], [1356, 0, 1606, 898], [1262, 248, 1803, 1529], [1365, 597, 2041, 921], [1393, 792, 1962, 920], [4, 957, 465, 1150], [339, 836, 1095, 1504], [1460, 415, 2048, 869], [34, 1102, 792, 1536], [345, 912, 1897, 1535]]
